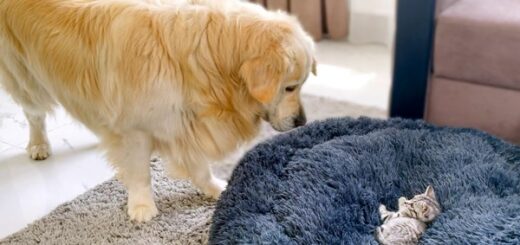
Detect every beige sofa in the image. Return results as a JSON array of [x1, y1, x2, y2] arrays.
[[425, 0, 520, 143]]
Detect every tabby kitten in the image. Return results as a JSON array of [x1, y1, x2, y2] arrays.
[[375, 185, 441, 245]]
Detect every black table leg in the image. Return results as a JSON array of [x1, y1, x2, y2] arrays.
[[390, 0, 436, 119]]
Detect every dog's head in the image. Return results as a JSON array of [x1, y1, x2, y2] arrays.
[[239, 17, 316, 132]]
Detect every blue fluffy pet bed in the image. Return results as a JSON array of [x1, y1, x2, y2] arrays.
[[209, 118, 520, 244]]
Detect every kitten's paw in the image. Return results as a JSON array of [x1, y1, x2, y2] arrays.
[[27, 143, 51, 161], [128, 203, 158, 222], [398, 197, 407, 206], [374, 226, 385, 242], [379, 204, 387, 213]]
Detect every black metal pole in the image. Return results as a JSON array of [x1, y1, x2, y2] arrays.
[[390, 0, 436, 119]]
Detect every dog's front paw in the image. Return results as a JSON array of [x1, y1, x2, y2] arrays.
[[128, 203, 158, 222], [27, 143, 51, 161], [203, 178, 227, 199]]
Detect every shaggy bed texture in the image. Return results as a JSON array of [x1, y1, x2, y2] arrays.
[[1, 95, 385, 244], [210, 117, 520, 244]]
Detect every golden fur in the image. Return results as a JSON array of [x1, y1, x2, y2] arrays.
[[0, 0, 315, 221]]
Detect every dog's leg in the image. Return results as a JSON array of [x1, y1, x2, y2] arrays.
[[167, 163, 190, 180], [103, 132, 157, 222], [24, 110, 51, 160], [0, 62, 53, 160], [155, 143, 190, 180], [186, 158, 227, 199]]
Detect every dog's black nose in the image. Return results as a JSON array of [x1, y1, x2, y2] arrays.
[[293, 110, 307, 127]]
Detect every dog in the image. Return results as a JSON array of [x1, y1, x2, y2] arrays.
[[0, 0, 316, 222]]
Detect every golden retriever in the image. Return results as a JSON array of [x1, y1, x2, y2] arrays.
[[0, 0, 316, 222]]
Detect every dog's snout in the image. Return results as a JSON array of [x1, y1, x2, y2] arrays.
[[293, 110, 307, 127]]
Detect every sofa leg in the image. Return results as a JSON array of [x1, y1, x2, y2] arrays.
[[250, 0, 266, 5], [266, 0, 288, 11], [290, 0, 323, 41], [324, 0, 349, 40]]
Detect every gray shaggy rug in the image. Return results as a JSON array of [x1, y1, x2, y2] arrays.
[[209, 117, 520, 244], [1, 95, 385, 244]]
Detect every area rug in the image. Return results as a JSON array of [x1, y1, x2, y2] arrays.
[[209, 117, 520, 244], [1, 94, 386, 244]]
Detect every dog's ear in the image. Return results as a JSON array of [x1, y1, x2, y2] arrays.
[[239, 57, 284, 104]]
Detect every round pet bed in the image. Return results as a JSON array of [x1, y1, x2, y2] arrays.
[[209, 117, 520, 244]]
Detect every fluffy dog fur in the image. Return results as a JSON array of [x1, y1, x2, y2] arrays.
[[0, 0, 315, 222]]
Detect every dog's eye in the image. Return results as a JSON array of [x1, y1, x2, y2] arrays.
[[285, 86, 297, 92]]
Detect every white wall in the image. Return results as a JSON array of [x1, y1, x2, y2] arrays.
[[349, 0, 396, 47], [243, 0, 397, 47]]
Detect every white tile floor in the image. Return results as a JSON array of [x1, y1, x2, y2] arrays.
[[0, 105, 114, 238], [0, 41, 392, 239], [304, 40, 392, 110]]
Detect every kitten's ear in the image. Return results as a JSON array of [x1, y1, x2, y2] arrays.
[[398, 197, 407, 207], [425, 185, 436, 199]]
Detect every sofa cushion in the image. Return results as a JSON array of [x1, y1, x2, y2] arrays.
[[426, 77, 520, 143], [435, 0, 460, 17], [434, 0, 520, 91]]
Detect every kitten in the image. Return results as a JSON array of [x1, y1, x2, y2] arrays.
[[375, 185, 441, 245]]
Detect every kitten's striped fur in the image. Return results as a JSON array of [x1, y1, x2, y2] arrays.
[[375, 186, 441, 245]]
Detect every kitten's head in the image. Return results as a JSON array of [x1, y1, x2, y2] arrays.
[[404, 185, 441, 222]]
